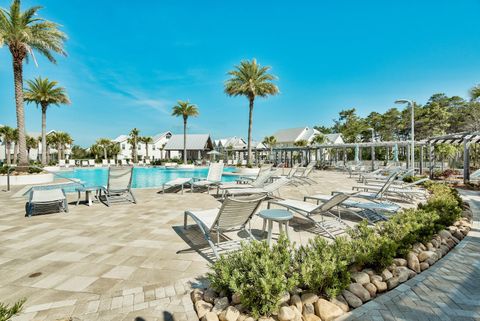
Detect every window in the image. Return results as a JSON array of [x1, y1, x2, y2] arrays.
[[122, 144, 125, 150], [138, 146, 141, 150]]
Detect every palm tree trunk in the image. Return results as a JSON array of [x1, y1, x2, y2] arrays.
[[46, 146, 50, 164], [12, 57, 28, 170], [104, 147, 107, 160], [41, 104, 47, 165], [145, 143, 149, 159], [13, 143, 18, 164], [5, 142, 11, 166], [57, 143, 61, 162], [183, 117, 187, 164], [247, 97, 254, 166]]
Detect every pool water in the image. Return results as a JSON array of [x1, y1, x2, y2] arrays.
[[56, 166, 238, 191]]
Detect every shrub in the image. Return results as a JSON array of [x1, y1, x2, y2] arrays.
[[0, 299, 25, 321], [295, 237, 352, 298], [207, 235, 298, 317], [421, 183, 462, 228]]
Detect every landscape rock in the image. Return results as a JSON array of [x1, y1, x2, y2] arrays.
[[302, 303, 315, 316], [439, 230, 453, 240], [341, 290, 363, 308], [387, 264, 397, 272], [301, 293, 319, 305], [387, 277, 399, 290], [362, 268, 375, 276], [372, 280, 387, 293], [431, 239, 440, 248], [381, 269, 393, 281], [222, 306, 239, 321], [302, 314, 321, 321], [237, 314, 248, 321], [330, 295, 349, 313], [314, 299, 344, 321], [439, 245, 450, 256], [370, 274, 383, 283], [426, 242, 434, 251], [420, 262, 429, 271], [364, 283, 377, 297], [348, 283, 371, 302], [406, 252, 421, 273], [195, 300, 213, 319], [393, 258, 407, 267], [258, 317, 275, 321], [212, 297, 229, 314], [351, 272, 370, 285], [278, 306, 296, 321], [418, 251, 436, 262], [446, 239, 455, 249], [191, 289, 204, 304], [393, 267, 410, 283], [451, 236, 460, 244], [231, 293, 241, 305], [290, 294, 302, 313], [289, 306, 303, 321], [203, 289, 218, 304], [202, 312, 219, 321]]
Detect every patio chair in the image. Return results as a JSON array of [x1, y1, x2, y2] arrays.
[[217, 168, 275, 194], [191, 162, 224, 193], [138, 160, 144, 166], [88, 159, 95, 167], [272, 163, 300, 180], [162, 177, 191, 194], [81, 160, 89, 167], [109, 159, 116, 166], [268, 193, 364, 239], [352, 177, 429, 201], [145, 159, 151, 166], [237, 164, 273, 183], [59, 159, 66, 167], [26, 188, 69, 217], [102, 159, 109, 167], [183, 194, 266, 258], [292, 161, 317, 185], [224, 177, 290, 198], [67, 159, 76, 167], [101, 167, 136, 206]]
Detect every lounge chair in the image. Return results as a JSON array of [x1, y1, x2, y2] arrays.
[[292, 161, 317, 185], [138, 160, 144, 166], [191, 162, 224, 193], [162, 177, 191, 194], [217, 168, 276, 194], [59, 159, 66, 167], [109, 159, 116, 166], [101, 167, 136, 206], [67, 159, 76, 167], [26, 188, 69, 217], [268, 193, 364, 239], [272, 163, 300, 180], [224, 177, 290, 198], [88, 159, 95, 167], [81, 160, 89, 167], [352, 177, 429, 200], [237, 164, 273, 183], [102, 159, 109, 167], [183, 194, 265, 258], [145, 159, 151, 166]]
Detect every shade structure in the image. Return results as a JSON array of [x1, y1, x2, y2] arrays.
[[393, 144, 399, 162], [207, 150, 221, 160], [354, 144, 359, 162]]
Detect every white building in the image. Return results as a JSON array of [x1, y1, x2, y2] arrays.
[[164, 134, 214, 161], [271, 127, 344, 147], [112, 131, 172, 161], [215, 137, 268, 164]]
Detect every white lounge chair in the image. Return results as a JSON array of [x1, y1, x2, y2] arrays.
[[26, 188, 69, 217], [162, 178, 191, 194], [225, 177, 290, 198], [292, 161, 316, 185], [58, 159, 66, 167], [102, 159, 109, 167], [67, 159, 76, 167], [191, 162, 224, 193], [138, 160, 144, 166], [145, 159, 151, 166], [183, 194, 265, 258], [352, 178, 429, 200], [109, 159, 116, 166], [268, 193, 365, 239], [81, 160, 89, 167], [217, 169, 276, 194], [88, 159, 95, 167], [101, 167, 136, 206]]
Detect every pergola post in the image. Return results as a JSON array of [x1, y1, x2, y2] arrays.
[[419, 146, 424, 174], [343, 147, 347, 165], [429, 143, 434, 179], [464, 139, 470, 184], [406, 147, 410, 169], [371, 145, 375, 171]]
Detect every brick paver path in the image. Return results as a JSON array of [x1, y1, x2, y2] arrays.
[[339, 189, 480, 321]]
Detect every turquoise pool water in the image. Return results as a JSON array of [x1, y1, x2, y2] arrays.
[[56, 166, 238, 191]]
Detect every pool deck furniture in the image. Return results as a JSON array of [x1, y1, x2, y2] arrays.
[[162, 178, 191, 194], [109, 159, 116, 166], [191, 162, 224, 194], [292, 161, 317, 185], [352, 177, 429, 201], [67, 159, 76, 167], [102, 159, 109, 167], [75, 185, 103, 206], [88, 159, 95, 167], [59, 159, 66, 167], [26, 188, 69, 217], [257, 208, 293, 244], [224, 177, 291, 198], [217, 169, 276, 195], [183, 194, 265, 258], [101, 167, 136, 206]]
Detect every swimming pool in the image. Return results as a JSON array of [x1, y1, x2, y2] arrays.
[[56, 167, 239, 191]]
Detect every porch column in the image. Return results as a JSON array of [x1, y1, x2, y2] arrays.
[[406, 146, 410, 169], [429, 144, 434, 179], [419, 146, 424, 174], [464, 139, 471, 184]]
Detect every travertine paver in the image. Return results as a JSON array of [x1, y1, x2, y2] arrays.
[[1, 170, 376, 320], [339, 189, 480, 321]]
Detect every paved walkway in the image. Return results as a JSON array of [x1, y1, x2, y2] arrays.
[[340, 189, 480, 321]]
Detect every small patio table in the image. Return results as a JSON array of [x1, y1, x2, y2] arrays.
[[75, 186, 103, 206], [257, 209, 293, 245]]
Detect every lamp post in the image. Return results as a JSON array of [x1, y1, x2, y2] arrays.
[[368, 128, 375, 171], [395, 99, 415, 171]]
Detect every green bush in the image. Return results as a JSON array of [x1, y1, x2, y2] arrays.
[[0, 299, 25, 321], [420, 183, 462, 228], [295, 237, 352, 298], [208, 235, 298, 317]]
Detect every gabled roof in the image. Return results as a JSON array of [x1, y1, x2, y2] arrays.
[[112, 135, 129, 143], [164, 134, 213, 150], [324, 133, 343, 144], [272, 127, 319, 143], [152, 131, 172, 143]]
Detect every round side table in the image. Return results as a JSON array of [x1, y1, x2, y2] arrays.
[[257, 209, 294, 245]]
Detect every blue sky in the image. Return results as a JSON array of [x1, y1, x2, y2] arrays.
[[1, 1, 480, 146]]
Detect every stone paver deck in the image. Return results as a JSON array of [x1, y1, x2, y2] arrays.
[[340, 189, 480, 321], [1, 170, 375, 320]]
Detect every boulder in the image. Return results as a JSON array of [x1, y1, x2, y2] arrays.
[[451, 236, 460, 245], [301, 293, 319, 305], [439, 230, 452, 240], [431, 239, 440, 248], [387, 264, 397, 272], [237, 314, 248, 321], [289, 306, 303, 321], [191, 289, 204, 304], [381, 269, 393, 281], [278, 306, 296, 321], [362, 268, 375, 276], [370, 274, 383, 283], [393, 258, 407, 267], [372, 280, 387, 293], [330, 295, 349, 313], [351, 272, 370, 285], [212, 297, 229, 314], [195, 300, 213, 319], [203, 289, 218, 304], [446, 239, 455, 249], [386, 277, 399, 290], [224, 306, 240, 321], [290, 294, 302, 313], [420, 262, 429, 271], [341, 290, 363, 308], [302, 303, 315, 316], [406, 252, 420, 273], [258, 317, 275, 321], [314, 299, 344, 321], [418, 251, 436, 262], [364, 283, 377, 297], [348, 283, 371, 302], [426, 242, 434, 251], [202, 312, 219, 321], [231, 293, 241, 305], [393, 267, 411, 283], [303, 314, 321, 321], [244, 318, 254, 321], [413, 242, 427, 252], [439, 245, 450, 256]]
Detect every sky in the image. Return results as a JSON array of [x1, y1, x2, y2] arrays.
[[1, 1, 480, 147]]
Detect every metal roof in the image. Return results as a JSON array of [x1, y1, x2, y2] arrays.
[[164, 134, 213, 150], [272, 127, 308, 142]]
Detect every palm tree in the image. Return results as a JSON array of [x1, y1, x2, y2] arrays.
[[56, 132, 72, 160], [24, 77, 70, 165], [294, 140, 308, 147], [0, 0, 67, 170], [45, 133, 56, 164], [310, 133, 326, 146], [26, 135, 38, 160], [128, 128, 140, 163], [96, 138, 112, 160], [12, 128, 18, 164], [262, 135, 277, 160], [0, 126, 15, 166], [225, 59, 279, 165], [107, 143, 120, 162], [171, 101, 199, 164], [140, 136, 153, 160]]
